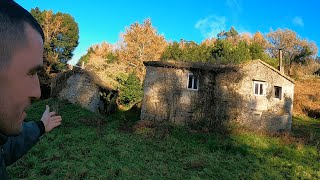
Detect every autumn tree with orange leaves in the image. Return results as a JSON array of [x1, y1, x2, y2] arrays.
[[266, 28, 318, 74], [252, 31, 268, 49], [118, 18, 167, 80], [31, 8, 79, 98]]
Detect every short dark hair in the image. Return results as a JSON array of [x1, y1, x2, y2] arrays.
[[0, 0, 44, 69]]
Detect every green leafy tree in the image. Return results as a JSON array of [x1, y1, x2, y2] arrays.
[[118, 72, 143, 107], [77, 47, 94, 66], [161, 41, 183, 61], [31, 8, 79, 70], [232, 41, 251, 63], [161, 40, 214, 62], [30, 8, 79, 98], [217, 26, 239, 45], [212, 39, 233, 63], [249, 42, 271, 61], [227, 26, 239, 38], [212, 39, 252, 64]]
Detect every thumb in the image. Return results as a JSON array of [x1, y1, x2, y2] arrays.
[[45, 105, 50, 114]]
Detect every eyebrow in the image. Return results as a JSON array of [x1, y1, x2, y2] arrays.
[[28, 64, 44, 73]]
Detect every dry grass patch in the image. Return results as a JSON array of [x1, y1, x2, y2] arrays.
[[294, 78, 320, 118]]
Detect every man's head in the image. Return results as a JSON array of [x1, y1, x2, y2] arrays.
[[0, 1, 45, 136]]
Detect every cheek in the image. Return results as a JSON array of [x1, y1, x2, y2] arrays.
[[0, 93, 21, 122], [7, 75, 30, 106], [20, 75, 36, 92]]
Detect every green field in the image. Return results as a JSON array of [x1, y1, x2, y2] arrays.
[[8, 99, 320, 179]]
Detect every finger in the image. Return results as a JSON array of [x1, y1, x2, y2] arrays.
[[49, 112, 56, 117], [52, 116, 62, 120], [45, 105, 50, 113], [52, 118, 62, 122], [54, 122, 62, 127]]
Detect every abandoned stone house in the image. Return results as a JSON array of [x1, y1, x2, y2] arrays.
[[51, 68, 118, 115], [140, 59, 295, 132]]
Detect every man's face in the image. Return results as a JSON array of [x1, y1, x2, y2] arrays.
[[0, 24, 43, 136]]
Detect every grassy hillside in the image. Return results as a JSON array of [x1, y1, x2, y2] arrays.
[[7, 98, 320, 179]]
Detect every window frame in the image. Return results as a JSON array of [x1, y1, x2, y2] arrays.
[[253, 81, 266, 96], [274, 86, 282, 100], [187, 73, 199, 90]]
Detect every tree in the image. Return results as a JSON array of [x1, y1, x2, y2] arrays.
[[118, 18, 167, 80], [233, 41, 251, 63], [266, 28, 318, 74], [161, 41, 184, 61], [212, 39, 234, 64], [201, 38, 217, 47], [240, 33, 252, 45], [118, 72, 143, 107], [82, 42, 118, 72], [161, 40, 214, 62], [212, 39, 254, 64], [77, 46, 94, 66], [227, 26, 239, 37], [30, 8, 79, 98], [252, 31, 268, 49], [249, 42, 265, 60], [217, 26, 240, 46]]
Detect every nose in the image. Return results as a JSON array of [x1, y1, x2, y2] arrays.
[[30, 74, 41, 100]]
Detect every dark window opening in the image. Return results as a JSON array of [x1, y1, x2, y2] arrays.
[[274, 86, 282, 99], [187, 73, 198, 90], [260, 84, 263, 95]]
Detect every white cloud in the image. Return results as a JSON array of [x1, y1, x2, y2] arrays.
[[195, 16, 227, 39], [292, 16, 304, 27]]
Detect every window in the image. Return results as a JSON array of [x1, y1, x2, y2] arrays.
[[274, 86, 282, 99], [253, 81, 266, 96], [187, 73, 198, 90]]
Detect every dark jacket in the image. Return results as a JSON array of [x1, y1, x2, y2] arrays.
[[0, 121, 45, 179]]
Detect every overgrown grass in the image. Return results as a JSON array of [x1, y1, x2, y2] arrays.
[[292, 116, 320, 147], [8, 99, 320, 179]]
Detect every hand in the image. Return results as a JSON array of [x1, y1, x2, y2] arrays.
[[41, 105, 62, 133]]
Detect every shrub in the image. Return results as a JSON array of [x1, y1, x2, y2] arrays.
[[118, 72, 143, 107]]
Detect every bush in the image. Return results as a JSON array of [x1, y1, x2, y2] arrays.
[[291, 60, 320, 79], [118, 72, 143, 107]]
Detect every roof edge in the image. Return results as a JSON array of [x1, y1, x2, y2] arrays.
[[143, 60, 236, 71], [144, 60, 295, 84], [254, 60, 295, 84]]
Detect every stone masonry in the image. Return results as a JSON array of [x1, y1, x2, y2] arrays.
[[141, 60, 294, 132], [51, 69, 118, 114]]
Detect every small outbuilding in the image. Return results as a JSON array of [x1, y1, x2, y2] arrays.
[[141, 59, 294, 132], [50, 68, 118, 115]]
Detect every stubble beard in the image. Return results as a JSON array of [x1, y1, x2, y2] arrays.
[[0, 96, 23, 136]]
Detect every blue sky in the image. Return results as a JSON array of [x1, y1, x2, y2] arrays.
[[16, 0, 319, 65]]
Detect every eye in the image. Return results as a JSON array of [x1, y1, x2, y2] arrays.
[[27, 71, 38, 76], [27, 65, 43, 77]]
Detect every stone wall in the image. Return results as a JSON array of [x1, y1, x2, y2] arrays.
[[59, 73, 101, 112], [51, 69, 118, 114], [141, 60, 294, 132], [234, 61, 294, 131], [141, 64, 239, 129]]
